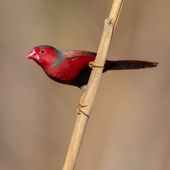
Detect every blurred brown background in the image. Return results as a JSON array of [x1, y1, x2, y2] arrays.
[[0, 0, 169, 170]]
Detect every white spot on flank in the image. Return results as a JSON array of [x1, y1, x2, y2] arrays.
[[80, 85, 87, 92]]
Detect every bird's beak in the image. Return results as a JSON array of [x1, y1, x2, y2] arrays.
[[27, 49, 40, 60]]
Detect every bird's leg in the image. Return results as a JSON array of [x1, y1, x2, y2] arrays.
[[77, 62, 104, 116], [77, 105, 89, 117], [77, 92, 89, 117], [89, 61, 104, 69], [77, 62, 104, 117]]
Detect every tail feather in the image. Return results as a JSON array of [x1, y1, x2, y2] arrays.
[[104, 60, 158, 72]]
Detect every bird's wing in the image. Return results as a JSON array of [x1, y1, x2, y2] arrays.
[[63, 50, 96, 59], [63, 50, 96, 74]]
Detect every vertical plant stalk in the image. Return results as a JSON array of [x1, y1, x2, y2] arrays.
[[62, 0, 124, 170]]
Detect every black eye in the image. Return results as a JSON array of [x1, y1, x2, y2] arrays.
[[39, 49, 46, 54]]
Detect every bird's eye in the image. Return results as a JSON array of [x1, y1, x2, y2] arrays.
[[39, 49, 46, 54]]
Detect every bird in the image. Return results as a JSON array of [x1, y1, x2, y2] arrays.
[[27, 45, 158, 90]]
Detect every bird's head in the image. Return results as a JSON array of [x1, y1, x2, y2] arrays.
[[27, 45, 58, 67]]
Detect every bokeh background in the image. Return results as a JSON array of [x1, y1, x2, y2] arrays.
[[0, 0, 170, 170]]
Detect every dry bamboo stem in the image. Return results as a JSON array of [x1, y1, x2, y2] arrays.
[[62, 0, 124, 169]]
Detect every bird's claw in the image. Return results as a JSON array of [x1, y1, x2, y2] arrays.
[[89, 62, 104, 69], [77, 103, 89, 117]]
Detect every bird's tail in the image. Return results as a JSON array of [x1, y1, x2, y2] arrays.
[[104, 60, 158, 72]]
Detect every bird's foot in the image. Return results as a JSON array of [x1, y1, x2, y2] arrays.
[[89, 62, 104, 69], [77, 93, 89, 117], [77, 103, 89, 117]]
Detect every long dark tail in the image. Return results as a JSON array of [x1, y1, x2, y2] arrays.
[[104, 60, 158, 72]]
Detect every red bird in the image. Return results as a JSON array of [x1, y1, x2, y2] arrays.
[[27, 45, 157, 89]]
